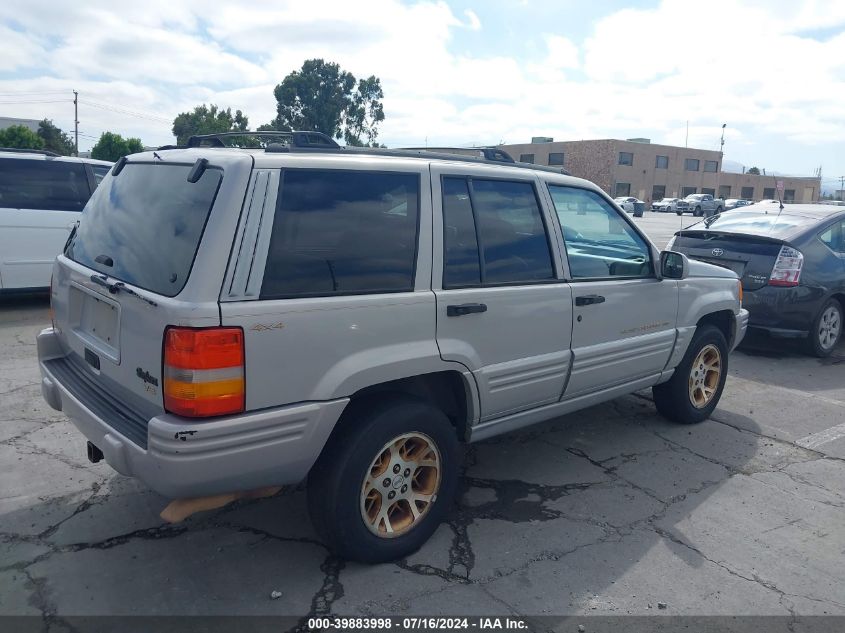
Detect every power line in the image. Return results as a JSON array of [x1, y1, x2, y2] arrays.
[[0, 99, 72, 104], [0, 90, 71, 96], [78, 99, 171, 123]]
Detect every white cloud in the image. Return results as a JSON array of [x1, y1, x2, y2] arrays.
[[463, 9, 482, 31], [0, 0, 843, 174]]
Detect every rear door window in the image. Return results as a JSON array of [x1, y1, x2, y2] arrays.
[[442, 177, 554, 287], [261, 169, 420, 298], [0, 157, 91, 211], [65, 163, 222, 296]]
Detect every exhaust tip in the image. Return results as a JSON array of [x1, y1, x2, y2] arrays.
[[86, 441, 104, 464]]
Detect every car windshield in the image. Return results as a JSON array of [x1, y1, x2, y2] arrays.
[[659, 198, 676, 202]]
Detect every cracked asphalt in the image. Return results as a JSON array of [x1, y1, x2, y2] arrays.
[[2, 230, 845, 623]]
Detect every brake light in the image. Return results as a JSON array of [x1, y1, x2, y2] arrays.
[[163, 327, 245, 417], [768, 245, 803, 287]]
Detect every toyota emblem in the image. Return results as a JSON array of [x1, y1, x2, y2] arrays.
[[711, 248, 724, 256]]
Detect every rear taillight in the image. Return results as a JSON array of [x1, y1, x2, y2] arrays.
[[768, 245, 803, 287], [163, 327, 245, 417]]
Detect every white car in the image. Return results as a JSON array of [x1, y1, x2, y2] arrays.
[[0, 148, 112, 292], [613, 196, 642, 213], [652, 197, 688, 213]]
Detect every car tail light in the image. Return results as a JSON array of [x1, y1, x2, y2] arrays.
[[163, 327, 244, 417], [768, 245, 803, 287]]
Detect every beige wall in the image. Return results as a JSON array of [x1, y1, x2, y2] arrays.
[[499, 139, 820, 203]]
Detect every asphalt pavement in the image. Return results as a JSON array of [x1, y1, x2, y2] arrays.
[[1, 216, 844, 623]]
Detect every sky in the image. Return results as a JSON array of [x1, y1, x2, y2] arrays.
[[2, 0, 845, 186]]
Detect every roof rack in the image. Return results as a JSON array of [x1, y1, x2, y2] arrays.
[[399, 146, 516, 164], [165, 131, 571, 175], [0, 147, 61, 157], [185, 130, 339, 149]]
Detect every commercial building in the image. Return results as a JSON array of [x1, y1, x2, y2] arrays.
[[499, 138, 820, 204]]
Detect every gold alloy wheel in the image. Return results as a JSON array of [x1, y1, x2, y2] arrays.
[[688, 344, 722, 409], [360, 432, 442, 538]]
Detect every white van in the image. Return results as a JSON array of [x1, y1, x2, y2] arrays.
[[0, 148, 112, 292]]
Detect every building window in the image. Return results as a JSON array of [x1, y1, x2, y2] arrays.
[[763, 187, 775, 199], [519, 154, 534, 164], [685, 159, 700, 171], [548, 152, 564, 166], [615, 182, 631, 197], [704, 160, 719, 172], [741, 186, 754, 199], [719, 185, 731, 199], [655, 155, 669, 169], [682, 186, 697, 197], [618, 152, 633, 166], [702, 188, 715, 196], [784, 189, 795, 202], [652, 185, 666, 200]]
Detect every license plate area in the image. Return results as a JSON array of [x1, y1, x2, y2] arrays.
[[697, 257, 747, 277], [68, 283, 121, 363]]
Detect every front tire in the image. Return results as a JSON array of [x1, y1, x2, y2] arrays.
[[694, 206, 702, 216], [307, 396, 461, 563], [806, 298, 842, 358], [653, 324, 729, 424]]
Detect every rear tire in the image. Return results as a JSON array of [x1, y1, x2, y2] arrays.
[[307, 396, 461, 563], [653, 325, 729, 424], [805, 298, 842, 358]]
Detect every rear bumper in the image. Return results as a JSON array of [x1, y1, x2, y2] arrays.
[[37, 327, 349, 499], [741, 285, 825, 338]]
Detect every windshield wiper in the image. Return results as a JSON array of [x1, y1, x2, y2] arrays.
[[90, 274, 158, 307]]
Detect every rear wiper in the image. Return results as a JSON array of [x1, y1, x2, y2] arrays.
[[90, 274, 158, 307]]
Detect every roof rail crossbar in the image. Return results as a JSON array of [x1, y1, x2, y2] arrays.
[[399, 146, 516, 163], [185, 130, 340, 149], [0, 147, 61, 157]]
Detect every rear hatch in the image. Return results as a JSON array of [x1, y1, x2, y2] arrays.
[[672, 231, 784, 290], [671, 212, 812, 290], [48, 152, 252, 446]]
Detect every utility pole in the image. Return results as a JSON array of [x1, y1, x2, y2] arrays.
[[72, 90, 79, 157], [840, 175, 844, 202], [685, 121, 689, 148], [720, 123, 726, 155]]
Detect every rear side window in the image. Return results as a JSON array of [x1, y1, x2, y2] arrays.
[[0, 157, 90, 211], [65, 163, 222, 297], [819, 220, 845, 253], [261, 170, 420, 299], [91, 165, 111, 186], [442, 177, 554, 287]]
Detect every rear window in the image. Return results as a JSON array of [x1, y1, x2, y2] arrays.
[[65, 163, 222, 297], [0, 157, 91, 212], [261, 169, 420, 298], [695, 212, 812, 239]]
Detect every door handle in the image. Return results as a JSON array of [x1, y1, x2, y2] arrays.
[[575, 294, 606, 306], [447, 303, 488, 317]]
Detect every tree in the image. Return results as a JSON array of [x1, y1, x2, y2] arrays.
[[266, 59, 385, 146], [747, 166, 761, 175], [172, 104, 249, 145], [0, 124, 44, 150], [90, 132, 144, 162], [37, 119, 75, 156]]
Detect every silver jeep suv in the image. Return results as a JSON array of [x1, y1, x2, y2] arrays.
[[37, 131, 748, 562]]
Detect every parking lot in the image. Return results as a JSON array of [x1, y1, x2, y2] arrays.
[[2, 211, 844, 624]]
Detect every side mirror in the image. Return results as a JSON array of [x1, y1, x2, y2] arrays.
[[660, 250, 688, 279]]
